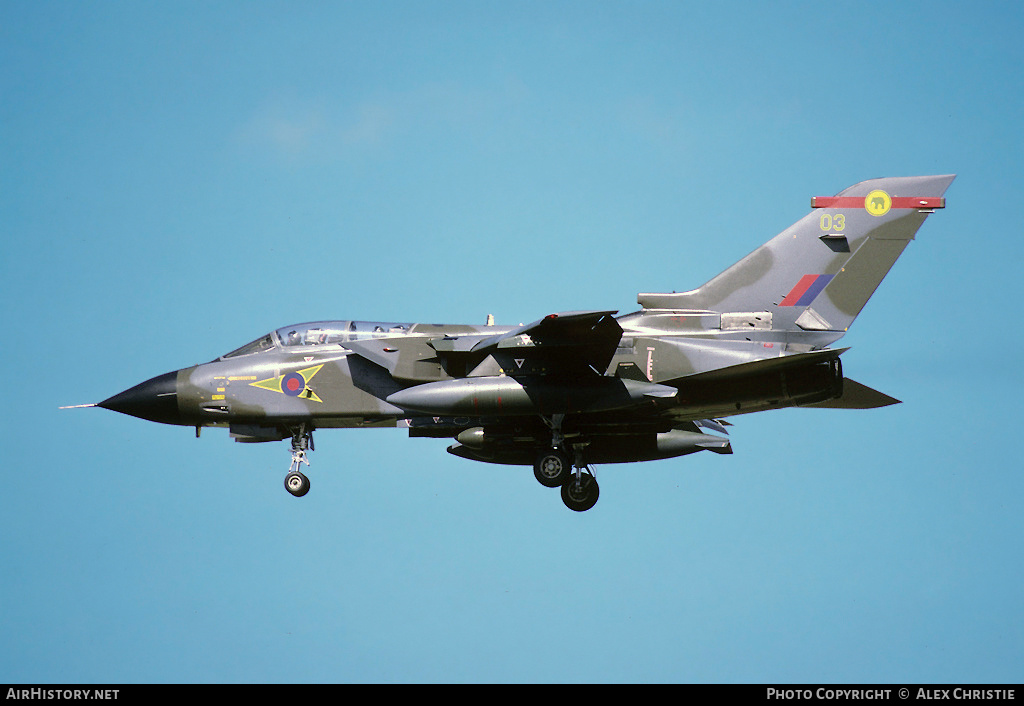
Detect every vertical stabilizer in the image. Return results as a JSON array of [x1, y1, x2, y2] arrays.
[[638, 175, 954, 334]]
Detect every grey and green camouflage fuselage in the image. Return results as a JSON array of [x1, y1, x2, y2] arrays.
[[95, 175, 954, 511]]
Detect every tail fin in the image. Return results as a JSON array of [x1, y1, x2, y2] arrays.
[[638, 175, 955, 334]]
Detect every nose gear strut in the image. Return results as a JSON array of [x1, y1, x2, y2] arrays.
[[284, 424, 313, 497]]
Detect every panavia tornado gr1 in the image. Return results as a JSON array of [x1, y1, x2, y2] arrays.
[[86, 175, 954, 511]]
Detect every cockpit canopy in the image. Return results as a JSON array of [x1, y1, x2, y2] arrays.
[[221, 320, 413, 359]]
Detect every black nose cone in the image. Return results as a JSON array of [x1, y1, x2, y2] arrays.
[[99, 370, 183, 425]]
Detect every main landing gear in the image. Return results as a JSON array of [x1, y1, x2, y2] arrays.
[[561, 468, 599, 513], [533, 415, 600, 512], [533, 449, 600, 512], [283, 425, 313, 497], [533, 447, 571, 487]]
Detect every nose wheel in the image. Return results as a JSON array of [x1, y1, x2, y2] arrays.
[[285, 470, 310, 497], [284, 425, 313, 497]]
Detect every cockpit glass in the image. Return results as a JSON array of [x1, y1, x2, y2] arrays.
[[222, 334, 276, 359], [277, 323, 351, 347], [221, 321, 415, 358], [346, 321, 412, 340], [275, 321, 413, 347]]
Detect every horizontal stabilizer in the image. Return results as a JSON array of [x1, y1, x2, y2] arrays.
[[673, 347, 847, 384], [804, 378, 900, 409]]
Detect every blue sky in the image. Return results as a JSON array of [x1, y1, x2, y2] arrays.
[[2, 0, 1022, 684]]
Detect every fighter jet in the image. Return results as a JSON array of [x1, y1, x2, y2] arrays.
[[85, 175, 954, 511]]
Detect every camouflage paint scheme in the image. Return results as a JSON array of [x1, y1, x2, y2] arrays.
[[96, 175, 954, 511]]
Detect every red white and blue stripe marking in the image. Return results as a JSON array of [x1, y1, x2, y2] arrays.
[[780, 274, 834, 307]]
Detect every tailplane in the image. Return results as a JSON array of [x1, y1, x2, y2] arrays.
[[638, 175, 955, 335]]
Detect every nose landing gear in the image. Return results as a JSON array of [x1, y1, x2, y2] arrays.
[[284, 425, 313, 497], [284, 470, 310, 497]]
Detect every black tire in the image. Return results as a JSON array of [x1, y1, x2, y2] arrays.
[[284, 471, 310, 497], [533, 449, 570, 488], [561, 472, 599, 512]]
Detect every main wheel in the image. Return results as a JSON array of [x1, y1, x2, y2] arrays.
[[284, 470, 310, 497], [534, 449, 570, 488], [561, 472, 599, 512]]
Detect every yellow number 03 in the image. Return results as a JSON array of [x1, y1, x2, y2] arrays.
[[819, 213, 846, 231]]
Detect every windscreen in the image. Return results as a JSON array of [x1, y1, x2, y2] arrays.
[[221, 334, 276, 359]]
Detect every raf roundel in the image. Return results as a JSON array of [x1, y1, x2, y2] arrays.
[[282, 372, 306, 397], [249, 364, 325, 403]]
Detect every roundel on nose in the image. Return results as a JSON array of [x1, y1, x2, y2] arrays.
[[250, 364, 324, 403], [282, 372, 305, 396]]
